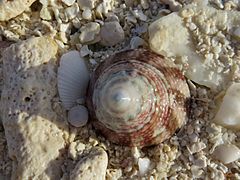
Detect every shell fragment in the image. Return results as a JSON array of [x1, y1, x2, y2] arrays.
[[213, 83, 240, 129], [213, 144, 240, 164]]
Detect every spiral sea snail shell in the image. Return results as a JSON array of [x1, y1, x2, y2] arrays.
[[87, 49, 190, 147]]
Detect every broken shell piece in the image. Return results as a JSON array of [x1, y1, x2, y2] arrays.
[[58, 50, 90, 110], [213, 144, 240, 164], [213, 83, 240, 129], [130, 36, 146, 49], [68, 105, 89, 127], [138, 157, 151, 176], [87, 49, 190, 147], [0, 0, 37, 21]]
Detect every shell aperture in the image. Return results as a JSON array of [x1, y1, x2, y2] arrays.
[[87, 49, 190, 147]]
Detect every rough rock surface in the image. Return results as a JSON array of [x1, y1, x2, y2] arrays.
[[0, 37, 69, 179], [70, 147, 108, 180], [0, 0, 37, 21], [149, 4, 240, 89]]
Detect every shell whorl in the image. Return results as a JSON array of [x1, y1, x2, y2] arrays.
[[87, 49, 190, 147]]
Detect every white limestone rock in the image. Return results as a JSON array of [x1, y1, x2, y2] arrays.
[[148, 5, 240, 89], [79, 22, 101, 44], [0, 0, 37, 21], [61, 0, 76, 6], [213, 83, 240, 129], [77, 0, 97, 10], [70, 147, 108, 180], [213, 144, 240, 164], [0, 37, 69, 179]]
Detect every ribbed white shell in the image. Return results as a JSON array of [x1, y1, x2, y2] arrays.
[[58, 50, 90, 110]]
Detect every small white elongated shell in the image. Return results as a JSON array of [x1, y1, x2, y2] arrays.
[[213, 83, 240, 129], [58, 50, 90, 110], [213, 144, 240, 164], [68, 105, 89, 127]]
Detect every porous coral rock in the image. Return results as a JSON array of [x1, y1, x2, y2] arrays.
[[70, 147, 108, 180], [0, 0, 37, 21], [149, 4, 240, 89], [0, 37, 69, 179]]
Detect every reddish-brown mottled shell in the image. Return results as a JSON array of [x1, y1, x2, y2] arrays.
[[87, 49, 190, 147]]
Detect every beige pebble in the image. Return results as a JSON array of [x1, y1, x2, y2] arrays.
[[79, 22, 100, 44], [233, 27, 240, 39], [70, 147, 108, 180], [77, 0, 97, 10], [213, 83, 240, 129], [61, 0, 76, 6], [82, 8, 92, 20], [65, 3, 80, 20], [100, 21, 125, 46], [40, 7, 52, 20], [213, 144, 240, 164], [0, 0, 37, 21]]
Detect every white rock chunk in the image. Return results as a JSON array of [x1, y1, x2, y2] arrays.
[[61, 0, 76, 6], [138, 157, 151, 176], [213, 144, 240, 164], [82, 8, 92, 20], [100, 21, 125, 46], [65, 3, 80, 20], [70, 147, 108, 180], [148, 5, 240, 89], [80, 45, 92, 57], [58, 50, 90, 110], [79, 22, 101, 44], [77, 0, 97, 10], [132, 9, 147, 21], [0, 0, 37, 21], [0, 37, 69, 179], [213, 83, 240, 129], [161, 0, 182, 11], [68, 105, 88, 127], [40, 7, 52, 20]]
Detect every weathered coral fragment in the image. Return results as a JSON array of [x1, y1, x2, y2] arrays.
[[0, 0, 37, 21], [0, 37, 69, 179]]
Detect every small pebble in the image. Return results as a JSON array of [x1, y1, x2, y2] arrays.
[[138, 157, 151, 176], [130, 36, 146, 49], [68, 105, 89, 127], [61, 0, 76, 6], [79, 22, 100, 44], [82, 8, 92, 20], [213, 144, 240, 164], [100, 21, 125, 46]]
